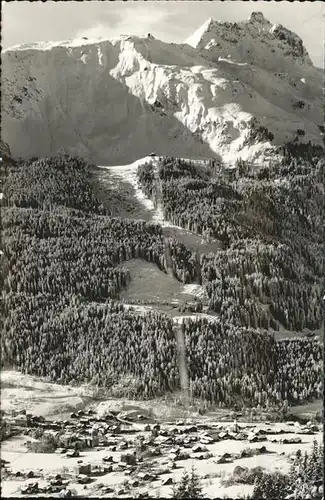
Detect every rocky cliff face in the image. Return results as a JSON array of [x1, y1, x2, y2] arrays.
[[186, 12, 314, 71], [2, 12, 323, 165]]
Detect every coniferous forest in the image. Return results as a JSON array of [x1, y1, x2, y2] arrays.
[[1, 146, 323, 410]]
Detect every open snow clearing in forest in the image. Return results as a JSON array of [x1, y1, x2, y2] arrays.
[[100, 156, 187, 230], [182, 283, 206, 299], [117, 259, 188, 305], [100, 156, 156, 213], [100, 157, 169, 226]]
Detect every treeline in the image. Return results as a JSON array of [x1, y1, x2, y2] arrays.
[[237, 141, 324, 179]]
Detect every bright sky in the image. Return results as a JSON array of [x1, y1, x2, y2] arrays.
[[2, 0, 324, 67]]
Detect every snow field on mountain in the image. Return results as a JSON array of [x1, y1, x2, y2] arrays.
[[2, 12, 323, 163], [110, 34, 321, 164], [2, 36, 112, 53]]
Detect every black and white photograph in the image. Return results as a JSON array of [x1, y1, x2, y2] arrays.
[[1, 0, 324, 498]]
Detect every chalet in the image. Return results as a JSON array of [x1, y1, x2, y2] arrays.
[[138, 471, 153, 481], [13, 414, 28, 427], [162, 477, 174, 486], [90, 464, 107, 477], [78, 463, 91, 475]]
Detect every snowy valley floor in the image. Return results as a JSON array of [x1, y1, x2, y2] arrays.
[[1, 371, 323, 499]]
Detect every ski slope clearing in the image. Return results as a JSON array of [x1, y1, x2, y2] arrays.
[[100, 158, 156, 213], [100, 156, 185, 229]]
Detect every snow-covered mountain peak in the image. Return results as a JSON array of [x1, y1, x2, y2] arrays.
[[185, 18, 215, 48], [185, 12, 313, 71], [2, 14, 322, 166]]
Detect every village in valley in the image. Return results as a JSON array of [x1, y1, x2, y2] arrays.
[[1, 393, 323, 498]]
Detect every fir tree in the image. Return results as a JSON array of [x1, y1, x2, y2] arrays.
[[252, 471, 291, 499], [172, 466, 204, 499]]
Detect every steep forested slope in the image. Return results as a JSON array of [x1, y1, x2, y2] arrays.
[[1, 153, 323, 409], [137, 145, 324, 333]]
